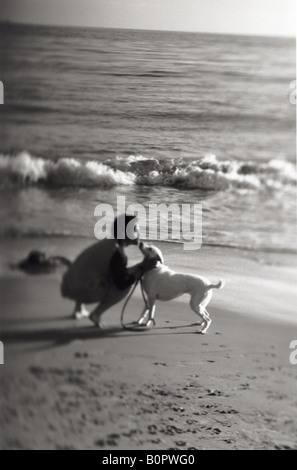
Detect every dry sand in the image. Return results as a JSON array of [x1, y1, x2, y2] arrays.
[[0, 240, 297, 450]]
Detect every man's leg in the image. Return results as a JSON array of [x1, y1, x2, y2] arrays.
[[89, 286, 130, 327]]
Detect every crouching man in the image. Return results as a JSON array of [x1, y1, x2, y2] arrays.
[[61, 214, 156, 327]]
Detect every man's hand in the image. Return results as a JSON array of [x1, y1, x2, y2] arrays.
[[130, 257, 158, 281]]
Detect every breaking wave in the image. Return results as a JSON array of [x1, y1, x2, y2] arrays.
[[0, 151, 296, 191]]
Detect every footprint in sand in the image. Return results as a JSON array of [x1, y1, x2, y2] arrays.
[[207, 389, 222, 396], [175, 440, 188, 447]]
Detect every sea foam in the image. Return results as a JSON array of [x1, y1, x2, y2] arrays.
[[0, 151, 295, 191], [0, 151, 135, 188]]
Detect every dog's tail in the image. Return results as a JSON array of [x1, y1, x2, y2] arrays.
[[207, 279, 225, 290]]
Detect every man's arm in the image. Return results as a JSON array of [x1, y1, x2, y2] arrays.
[[110, 250, 135, 290], [110, 249, 156, 291]]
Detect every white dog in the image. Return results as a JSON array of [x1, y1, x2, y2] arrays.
[[138, 242, 224, 334]]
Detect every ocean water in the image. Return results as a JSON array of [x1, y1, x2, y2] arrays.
[[0, 23, 296, 252]]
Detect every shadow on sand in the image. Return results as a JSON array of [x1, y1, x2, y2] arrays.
[[1, 320, 200, 349]]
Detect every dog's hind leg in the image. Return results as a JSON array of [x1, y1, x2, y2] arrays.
[[199, 310, 212, 334], [199, 297, 212, 333], [191, 306, 208, 333], [190, 294, 212, 334], [204, 308, 211, 321]]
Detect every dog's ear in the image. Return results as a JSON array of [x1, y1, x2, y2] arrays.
[[156, 253, 164, 264]]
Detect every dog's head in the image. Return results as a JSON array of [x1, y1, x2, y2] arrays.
[[139, 242, 164, 265]]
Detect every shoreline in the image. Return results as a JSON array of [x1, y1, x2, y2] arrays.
[[2, 236, 297, 322]]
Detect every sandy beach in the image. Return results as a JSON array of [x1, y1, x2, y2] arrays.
[[1, 239, 297, 450], [1, 3, 296, 453]]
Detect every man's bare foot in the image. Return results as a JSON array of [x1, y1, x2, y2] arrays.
[[89, 313, 102, 328], [74, 305, 89, 320]]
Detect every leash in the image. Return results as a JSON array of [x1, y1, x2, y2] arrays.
[[121, 278, 155, 332]]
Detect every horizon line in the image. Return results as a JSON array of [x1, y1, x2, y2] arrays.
[[1, 19, 295, 40]]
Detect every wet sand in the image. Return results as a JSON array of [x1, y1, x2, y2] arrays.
[[0, 240, 297, 450]]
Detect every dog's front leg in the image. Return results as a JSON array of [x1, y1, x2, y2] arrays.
[[137, 305, 150, 325], [145, 302, 156, 328]]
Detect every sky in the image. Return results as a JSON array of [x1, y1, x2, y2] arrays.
[[0, 0, 296, 37]]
